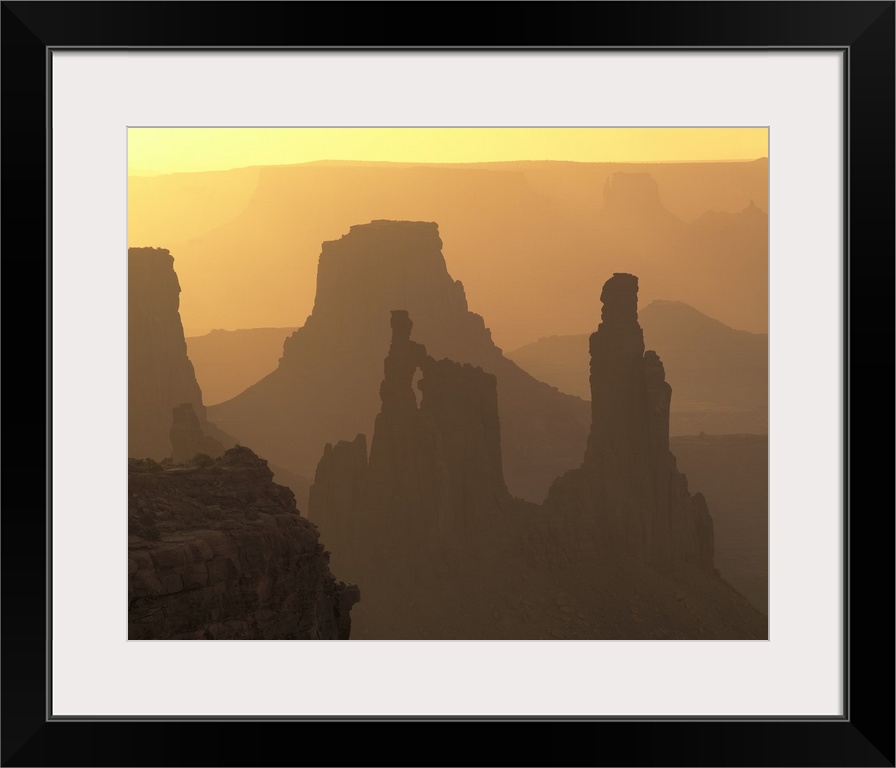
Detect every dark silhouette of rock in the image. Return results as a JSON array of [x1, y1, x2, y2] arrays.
[[306, 434, 368, 562], [311, 310, 510, 562], [209, 221, 590, 506], [306, 300, 762, 640], [127, 250, 359, 640], [417, 355, 508, 524], [128, 446, 360, 640], [506, 299, 768, 435], [128, 247, 233, 460], [364, 310, 440, 541], [546, 273, 715, 573], [169, 402, 224, 464], [670, 434, 768, 614]]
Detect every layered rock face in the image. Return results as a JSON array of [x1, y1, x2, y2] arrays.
[[209, 221, 589, 505], [129, 247, 228, 460], [310, 310, 509, 564], [128, 446, 360, 640], [546, 273, 714, 572]]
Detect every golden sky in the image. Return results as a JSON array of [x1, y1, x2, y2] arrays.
[[128, 128, 768, 175]]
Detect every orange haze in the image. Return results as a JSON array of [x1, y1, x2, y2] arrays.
[[129, 128, 767, 351]]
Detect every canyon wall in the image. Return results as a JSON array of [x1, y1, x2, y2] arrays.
[[128, 247, 228, 461], [128, 250, 359, 640]]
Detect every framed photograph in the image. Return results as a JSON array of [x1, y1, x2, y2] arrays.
[[5, 1, 892, 765]]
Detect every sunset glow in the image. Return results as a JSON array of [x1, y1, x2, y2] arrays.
[[128, 127, 768, 175]]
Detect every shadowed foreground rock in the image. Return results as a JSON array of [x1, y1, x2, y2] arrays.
[[129, 446, 359, 640]]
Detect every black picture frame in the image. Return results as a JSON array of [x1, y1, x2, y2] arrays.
[[3, 2, 893, 765]]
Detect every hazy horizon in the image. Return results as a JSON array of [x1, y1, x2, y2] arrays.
[[129, 127, 768, 175], [128, 129, 768, 351]]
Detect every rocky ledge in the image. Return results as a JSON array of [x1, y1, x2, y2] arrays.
[[128, 446, 359, 640]]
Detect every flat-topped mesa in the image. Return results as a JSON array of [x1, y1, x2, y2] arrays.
[[548, 273, 713, 574], [602, 173, 664, 216], [300, 220, 470, 333], [211, 220, 591, 508], [597, 174, 682, 246]]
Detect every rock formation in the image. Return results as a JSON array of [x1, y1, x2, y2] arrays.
[[169, 402, 224, 464], [595, 173, 684, 262], [128, 446, 359, 640], [546, 273, 714, 572], [128, 247, 232, 460], [505, 299, 768, 435], [305, 293, 762, 640], [310, 310, 510, 563], [306, 434, 368, 562], [668, 434, 768, 614], [208, 221, 590, 506], [131, 159, 769, 350], [601, 172, 678, 222]]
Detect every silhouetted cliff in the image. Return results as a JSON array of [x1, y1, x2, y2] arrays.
[[128, 251, 356, 640], [169, 402, 224, 463], [128, 446, 359, 640], [209, 221, 590, 505], [128, 247, 231, 460], [670, 434, 768, 614]]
